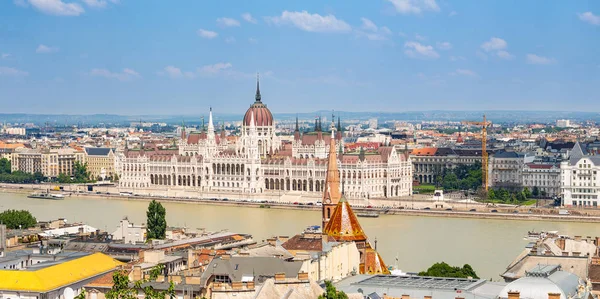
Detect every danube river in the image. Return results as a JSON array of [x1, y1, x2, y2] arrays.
[[2, 192, 600, 280]]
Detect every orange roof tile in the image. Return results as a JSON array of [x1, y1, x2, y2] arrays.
[[323, 198, 367, 242], [411, 148, 437, 156]]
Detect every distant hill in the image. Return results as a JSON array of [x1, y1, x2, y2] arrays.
[[0, 110, 598, 126]]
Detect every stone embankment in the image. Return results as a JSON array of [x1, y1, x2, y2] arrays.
[[2, 183, 600, 223]]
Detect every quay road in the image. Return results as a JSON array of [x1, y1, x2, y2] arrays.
[[2, 183, 600, 223]]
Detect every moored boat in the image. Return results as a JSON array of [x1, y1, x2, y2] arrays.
[[357, 212, 379, 218], [27, 192, 64, 200]]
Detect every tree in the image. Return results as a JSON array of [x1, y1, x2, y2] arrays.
[[523, 187, 532, 198], [487, 189, 496, 200], [418, 262, 479, 279], [112, 173, 119, 182], [146, 200, 166, 240], [73, 161, 91, 183], [57, 173, 71, 184], [532, 186, 540, 198], [0, 209, 37, 229], [318, 281, 348, 299], [106, 265, 174, 299], [0, 158, 11, 174]]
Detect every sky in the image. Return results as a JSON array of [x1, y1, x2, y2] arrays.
[[0, 0, 599, 115]]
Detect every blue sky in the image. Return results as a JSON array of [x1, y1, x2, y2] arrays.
[[0, 0, 599, 115]]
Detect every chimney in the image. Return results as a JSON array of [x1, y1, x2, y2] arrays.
[[298, 272, 309, 281], [267, 238, 276, 246], [401, 295, 410, 299], [424, 296, 432, 299], [508, 291, 520, 299], [574, 236, 582, 241], [573, 251, 581, 257], [247, 281, 255, 289], [278, 236, 290, 243], [231, 282, 243, 290], [548, 293, 561, 299], [133, 265, 142, 281], [274, 272, 286, 282]]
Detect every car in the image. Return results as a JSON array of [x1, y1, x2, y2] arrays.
[[445, 208, 452, 211], [307, 202, 314, 206], [491, 209, 498, 213], [512, 210, 519, 214], [293, 202, 299, 205], [469, 209, 477, 212], [423, 207, 431, 210], [412, 191, 420, 194], [367, 205, 373, 208]]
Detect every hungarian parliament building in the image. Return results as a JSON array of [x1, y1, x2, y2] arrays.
[[117, 80, 413, 200]]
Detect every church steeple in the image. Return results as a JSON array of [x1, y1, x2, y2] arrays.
[[322, 118, 341, 229], [255, 73, 261, 102]]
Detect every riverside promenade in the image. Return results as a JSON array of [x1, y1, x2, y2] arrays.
[[3, 183, 600, 223]]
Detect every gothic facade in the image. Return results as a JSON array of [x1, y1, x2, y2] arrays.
[[116, 79, 413, 200]]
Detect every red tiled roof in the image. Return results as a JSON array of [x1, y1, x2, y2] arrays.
[[411, 148, 437, 156]]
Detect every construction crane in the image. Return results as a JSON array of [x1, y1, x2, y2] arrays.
[[461, 115, 492, 191]]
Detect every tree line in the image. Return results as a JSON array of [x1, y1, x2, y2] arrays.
[[0, 158, 93, 184]]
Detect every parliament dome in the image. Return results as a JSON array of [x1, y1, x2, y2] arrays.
[[243, 76, 273, 127]]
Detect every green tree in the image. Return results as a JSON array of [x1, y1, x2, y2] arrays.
[[57, 173, 72, 184], [532, 186, 540, 198], [146, 200, 166, 240], [442, 172, 459, 190], [73, 161, 91, 183], [487, 189, 496, 200], [0, 209, 37, 229], [106, 265, 174, 299], [0, 158, 11, 174], [318, 281, 348, 299], [418, 262, 479, 279], [523, 187, 532, 198]]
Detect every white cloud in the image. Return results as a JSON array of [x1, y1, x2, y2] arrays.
[[357, 18, 392, 40], [1, 53, 10, 59], [266, 10, 351, 33], [241, 13, 257, 24], [248, 37, 258, 44], [199, 62, 232, 74], [398, 31, 407, 37], [0, 66, 28, 76], [578, 12, 600, 25], [197, 29, 218, 39], [225, 37, 236, 44], [161, 65, 195, 79], [476, 51, 488, 61], [404, 41, 439, 59], [436, 42, 452, 50], [496, 50, 514, 60], [454, 68, 478, 77], [27, 0, 84, 16], [14, 0, 28, 7], [448, 11, 457, 17], [217, 17, 240, 27], [415, 33, 427, 41], [481, 37, 507, 51], [361, 17, 378, 31], [480, 37, 514, 60], [387, 0, 440, 15], [90, 68, 140, 81], [82, 0, 107, 8], [36, 44, 59, 53], [526, 54, 556, 65]]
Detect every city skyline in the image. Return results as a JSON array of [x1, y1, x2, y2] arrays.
[[1, 1, 599, 114]]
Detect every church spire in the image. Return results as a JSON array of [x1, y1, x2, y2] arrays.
[[255, 73, 261, 102], [295, 115, 299, 132]]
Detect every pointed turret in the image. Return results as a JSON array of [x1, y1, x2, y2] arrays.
[[294, 115, 300, 141], [322, 119, 341, 229], [255, 73, 261, 102], [207, 107, 215, 143], [336, 116, 343, 141], [180, 120, 186, 140], [220, 121, 226, 139]]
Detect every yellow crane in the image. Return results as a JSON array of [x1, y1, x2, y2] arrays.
[[462, 115, 492, 191]]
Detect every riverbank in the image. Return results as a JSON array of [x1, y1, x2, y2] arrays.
[[3, 183, 600, 223]]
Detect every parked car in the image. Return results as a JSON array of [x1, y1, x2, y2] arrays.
[[469, 209, 476, 212], [423, 207, 431, 210], [491, 209, 498, 213]]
